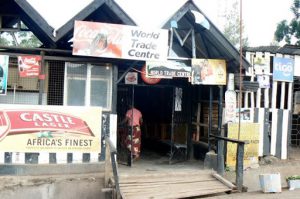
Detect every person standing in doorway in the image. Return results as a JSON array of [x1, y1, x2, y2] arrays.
[[120, 104, 143, 162]]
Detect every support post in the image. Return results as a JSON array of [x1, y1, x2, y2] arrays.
[[38, 51, 45, 105], [217, 86, 224, 175], [208, 86, 213, 151], [236, 142, 245, 192]]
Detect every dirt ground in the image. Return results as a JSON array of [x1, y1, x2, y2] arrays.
[[1, 147, 300, 199]]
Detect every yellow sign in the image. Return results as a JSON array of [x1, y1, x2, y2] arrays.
[[0, 105, 102, 153], [191, 59, 226, 85], [226, 123, 259, 168]]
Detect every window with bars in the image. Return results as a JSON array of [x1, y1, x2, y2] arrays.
[[64, 62, 112, 111]]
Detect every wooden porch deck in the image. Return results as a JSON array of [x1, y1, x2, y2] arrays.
[[117, 158, 236, 199]]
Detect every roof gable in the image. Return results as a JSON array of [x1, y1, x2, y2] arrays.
[[162, 0, 251, 71], [54, 0, 135, 48]]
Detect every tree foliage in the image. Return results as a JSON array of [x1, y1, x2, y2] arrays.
[[0, 22, 41, 47], [275, 0, 300, 45], [223, 1, 249, 49]]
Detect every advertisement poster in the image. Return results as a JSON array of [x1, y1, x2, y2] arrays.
[[224, 90, 236, 123], [226, 123, 260, 169], [0, 55, 8, 95], [0, 105, 102, 153], [18, 55, 41, 77], [191, 59, 226, 85], [235, 108, 254, 123], [146, 60, 191, 79], [125, 72, 138, 84], [73, 21, 168, 61], [175, 87, 182, 111], [257, 75, 270, 88], [273, 57, 294, 82], [253, 55, 270, 75]]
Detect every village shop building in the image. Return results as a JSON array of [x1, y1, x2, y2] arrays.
[[0, 0, 252, 170], [244, 45, 298, 160]]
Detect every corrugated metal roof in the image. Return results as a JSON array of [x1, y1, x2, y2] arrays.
[[245, 44, 300, 56], [244, 46, 280, 54]]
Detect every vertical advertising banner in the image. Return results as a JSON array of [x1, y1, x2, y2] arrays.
[[273, 57, 294, 82], [191, 59, 226, 85], [73, 21, 168, 61], [0, 105, 102, 153], [0, 55, 9, 95], [226, 123, 260, 169], [18, 55, 41, 77]]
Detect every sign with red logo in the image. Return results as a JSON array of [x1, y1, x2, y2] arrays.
[[18, 55, 41, 77], [141, 65, 161, 84], [0, 105, 101, 153], [72, 21, 168, 61]]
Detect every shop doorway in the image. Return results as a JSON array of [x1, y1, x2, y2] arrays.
[[117, 84, 189, 165]]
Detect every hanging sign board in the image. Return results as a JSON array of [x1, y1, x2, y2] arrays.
[[73, 21, 168, 61], [146, 60, 191, 79], [18, 55, 41, 77], [0, 55, 8, 95], [0, 105, 102, 153], [191, 59, 226, 85], [273, 57, 294, 82]]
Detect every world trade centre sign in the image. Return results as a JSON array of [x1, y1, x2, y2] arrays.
[[72, 21, 169, 61]]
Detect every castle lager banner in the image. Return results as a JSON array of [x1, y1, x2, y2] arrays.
[[0, 105, 102, 153], [72, 21, 168, 61]]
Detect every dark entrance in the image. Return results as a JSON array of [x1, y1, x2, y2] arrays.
[[116, 72, 192, 165]]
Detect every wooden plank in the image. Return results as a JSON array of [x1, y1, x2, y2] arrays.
[[196, 102, 201, 141], [122, 184, 230, 199], [288, 82, 293, 110], [281, 82, 286, 109], [119, 171, 233, 199], [120, 178, 217, 187], [212, 173, 236, 189]]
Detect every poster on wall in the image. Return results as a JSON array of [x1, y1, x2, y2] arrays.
[[226, 123, 259, 169], [257, 75, 270, 88], [125, 72, 138, 84], [72, 21, 168, 61], [0, 55, 9, 95], [191, 59, 226, 85], [175, 87, 182, 111], [253, 54, 270, 75], [273, 57, 294, 82], [0, 105, 102, 153], [146, 60, 191, 79], [235, 108, 254, 123], [17, 55, 41, 77]]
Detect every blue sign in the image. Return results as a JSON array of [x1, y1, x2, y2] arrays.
[[273, 57, 294, 82]]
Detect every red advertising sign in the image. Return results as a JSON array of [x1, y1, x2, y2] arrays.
[[72, 21, 168, 61], [18, 55, 41, 77], [0, 110, 93, 141], [141, 65, 161, 84], [0, 105, 102, 153]]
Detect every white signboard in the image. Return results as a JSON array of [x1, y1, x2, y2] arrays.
[[73, 21, 168, 61]]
